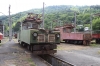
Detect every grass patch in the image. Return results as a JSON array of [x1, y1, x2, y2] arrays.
[[98, 51, 100, 54], [27, 58, 33, 62], [90, 43, 99, 47], [27, 58, 36, 66], [0, 43, 2, 46]]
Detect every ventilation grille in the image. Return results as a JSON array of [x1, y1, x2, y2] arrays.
[[48, 34, 55, 42], [38, 34, 45, 42]]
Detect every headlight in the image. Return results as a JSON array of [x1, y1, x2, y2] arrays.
[[56, 34, 60, 38], [33, 32, 38, 37]]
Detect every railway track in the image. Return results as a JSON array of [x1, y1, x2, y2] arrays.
[[39, 54, 75, 66]]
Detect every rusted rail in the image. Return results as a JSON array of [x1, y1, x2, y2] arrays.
[[39, 54, 75, 66]]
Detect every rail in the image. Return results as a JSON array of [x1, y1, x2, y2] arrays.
[[39, 54, 75, 66]]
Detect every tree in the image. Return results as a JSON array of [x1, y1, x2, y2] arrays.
[[92, 18, 100, 30]]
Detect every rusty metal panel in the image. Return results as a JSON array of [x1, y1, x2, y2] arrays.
[[92, 34, 99, 39], [61, 33, 84, 40], [38, 34, 45, 42], [99, 34, 100, 38], [48, 34, 55, 42], [83, 33, 91, 40], [58, 27, 83, 40], [92, 33, 100, 39]]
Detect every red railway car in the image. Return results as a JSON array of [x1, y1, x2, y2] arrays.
[[92, 31, 100, 44], [0, 32, 3, 43], [55, 24, 92, 45]]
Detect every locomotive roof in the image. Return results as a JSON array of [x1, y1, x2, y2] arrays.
[[55, 24, 74, 29], [63, 24, 74, 28], [22, 13, 42, 24]]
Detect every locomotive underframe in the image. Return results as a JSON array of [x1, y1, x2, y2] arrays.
[[64, 39, 91, 46], [95, 38, 100, 44], [19, 40, 57, 54]]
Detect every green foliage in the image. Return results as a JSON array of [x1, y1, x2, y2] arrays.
[[0, 5, 100, 32], [92, 18, 100, 30]]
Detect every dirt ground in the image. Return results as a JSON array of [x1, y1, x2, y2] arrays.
[[0, 38, 36, 66], [57, 43, 90, 51], [56, 43, 100, 66]]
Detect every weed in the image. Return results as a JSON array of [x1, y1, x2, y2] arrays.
[[90, 43, 98, 47], [98, 51, 100, 54], [0, 43, 2, 46], [27, 58, 36, 66]]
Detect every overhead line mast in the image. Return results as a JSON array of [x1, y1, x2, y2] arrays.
[[42, 2, 44, 29], [9, 5, 12, 41]]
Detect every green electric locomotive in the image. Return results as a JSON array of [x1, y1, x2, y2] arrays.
[[18, 13, 60, 54]]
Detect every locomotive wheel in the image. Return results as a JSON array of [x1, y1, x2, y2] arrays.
[[65, 40, 68, 43], [27, 45, 29, 50], [30, 46, 33, 52], [19, 41, 21, 45], [96, 39, 98, 44], [74, 40, 77, 44], [83, 40, 89, 46], [78, 40, 83, 45], [96, 39, 99, 44], [75, 40, 78, 44], [67, 40, 69, 43], [99, 39, 100, 44], [18, 40, 20, 43], [22, 43, 27, 47], [22, 43, 25, 47], [69, 40, 71, 44], [77, 41, 80, 44], [65, 40, 67, 43], [27, 45, 31, 51], [20, 42, 23, 46]]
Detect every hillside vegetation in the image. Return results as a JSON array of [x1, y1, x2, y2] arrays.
[[0, 5, 100, 32]]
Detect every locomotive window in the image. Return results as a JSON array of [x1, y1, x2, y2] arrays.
[[22, 25, 27, 30], [63, 28, 67, 33], [63, 28, 71, 33], [28, 22, 32, 29], [32, 23, 38, 29]]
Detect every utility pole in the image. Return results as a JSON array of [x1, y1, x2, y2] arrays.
[[90, 14, 92, 35], [59, 20, 62, 26], [74, 12, 76, 32], [42, 2, 44, 29], [51, 21, 52, 29], [3, 24, 4, 38], [20, 14, 22, 31], [9, 5, 12, 41], [21, 21, 22, 31]]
